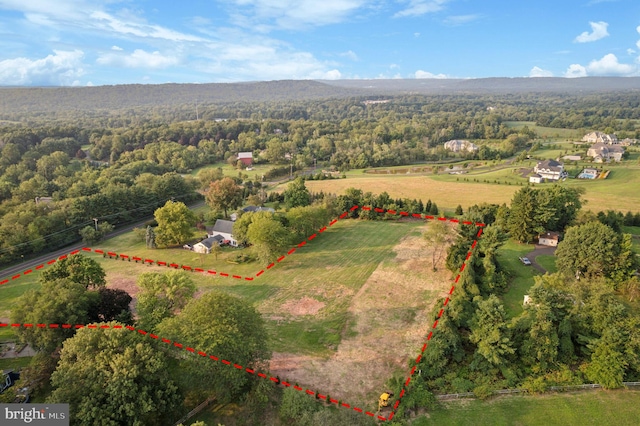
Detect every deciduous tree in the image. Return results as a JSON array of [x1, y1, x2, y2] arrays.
[[156, 291, 269, 403], [283, 177, 311, 209], [247, 215, 291, 265], [205, 177, 242, 218], [41, 254, 106, 289], [48, 323, 182, 425], [154, 200, 196, 247], [136, 271, 196, 332]]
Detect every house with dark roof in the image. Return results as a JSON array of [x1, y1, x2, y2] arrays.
[[207, 219, 237, 246], [533, 159, 566, 181], [193, 235, 224, 254]]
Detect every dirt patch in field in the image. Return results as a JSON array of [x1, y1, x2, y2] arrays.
[[281, 297, 325, 316], [269, 224, 455, 403]]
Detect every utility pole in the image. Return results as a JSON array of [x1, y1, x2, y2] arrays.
[[93, 218, 98, 231]]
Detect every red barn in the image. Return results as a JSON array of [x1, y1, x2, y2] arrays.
[[238, 152, 253, 166]]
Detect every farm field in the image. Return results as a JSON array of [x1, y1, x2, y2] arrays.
[[503, 121, 583, 140], [299, 163, 640, 213], [415, 388, 640, 426], [0, 218, 457, 402]]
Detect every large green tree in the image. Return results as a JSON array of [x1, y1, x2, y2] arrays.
[[283, 177, 311, 209], [423, 221, 455, 271], [48, 323, 182, 425], [247, 215, 291, 265], [555, 221, 638, 282], [205, 176, 242, 218], [156, 291, 270, 403], [41, 254, 106, 289], [285, 205, 330, 241], [135, 271, 196, 331], [154, 200, 196, 247], [11, 279, 98, 352], [469, 295, 514, 366], [507, 186, 554, 243]]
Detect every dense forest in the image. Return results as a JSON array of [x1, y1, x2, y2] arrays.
[[2, 86, 640, 266]]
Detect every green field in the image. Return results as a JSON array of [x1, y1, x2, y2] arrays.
[[504, 121, 582, 140], [0, 220, 423, 356], [414, 389, 640, 426], [495, 241, 538, 318]]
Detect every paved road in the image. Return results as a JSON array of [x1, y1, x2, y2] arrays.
[[525, 245, 557, 274], [0, 200, 204, 280]]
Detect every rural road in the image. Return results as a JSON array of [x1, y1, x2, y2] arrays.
[[0, 200, 205, 280], [525, 245, 557, 274]]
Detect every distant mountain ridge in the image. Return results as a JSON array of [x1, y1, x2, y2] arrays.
[[1, 77, 640, 116]]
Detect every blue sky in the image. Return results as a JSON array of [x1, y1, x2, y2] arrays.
[[0, 0, 639, 85]]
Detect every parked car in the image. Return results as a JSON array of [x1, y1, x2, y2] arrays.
[[519, 257, 532, 265]]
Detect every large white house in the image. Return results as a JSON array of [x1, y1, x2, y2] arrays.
[[206, 219, 238, 247], [582, 131, 618, 145], [444, 139, 478, 153], [532, 159, 566, 181]]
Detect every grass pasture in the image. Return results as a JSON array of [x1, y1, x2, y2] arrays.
[[416, 388, 640, 426], [301, 161, 640, 213], [495, 241, 538, 318], [504, 121, 582, 140]]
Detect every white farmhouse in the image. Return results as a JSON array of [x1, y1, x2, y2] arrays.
[[207, 219, 238, 247]]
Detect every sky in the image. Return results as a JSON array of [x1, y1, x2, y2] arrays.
[[0, 0, 640, 86]]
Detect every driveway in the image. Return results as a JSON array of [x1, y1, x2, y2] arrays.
[[525, 245, 557, 273]]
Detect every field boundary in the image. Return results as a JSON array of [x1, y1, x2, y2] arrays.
[[0, 206, 485, 422]]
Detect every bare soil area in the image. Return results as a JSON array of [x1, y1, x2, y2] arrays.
[[269, 224, 455, 403], [281, 297, 325, 316]]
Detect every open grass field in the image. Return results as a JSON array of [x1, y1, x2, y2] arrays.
[[191, 162, 275, 181], [299, 162, 640, 213], [0, 218, 455, 402], [504, 121, 582, 140], [495, 240, 538, 318], [414, 388, 640, 426]]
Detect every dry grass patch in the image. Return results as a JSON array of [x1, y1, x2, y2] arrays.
[[269, 224, 455, 402]]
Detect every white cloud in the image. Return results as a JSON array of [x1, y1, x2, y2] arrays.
[[627, 48, 636, 55], [225, 0, 367, 30], [574, 21, 609, 43], [111, 45, 123, 51], [97, 49, 180, 68], [323, 69, 342, 80], [529, 66, 553, 77], [415, 70, 448, 79], [564, 64, 587, 78], [0, 49, 85, 85], [414, 32, 420, 37], [395, 0, 451, 18], [90, 11, 205, 42], [586, 53, 635, 75], [444, 14, 481, 26], [339, 50, 358, 61], [564, 54, 637, 77]]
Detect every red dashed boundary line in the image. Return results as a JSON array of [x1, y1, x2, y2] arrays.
[[1, 205, 484, 286], [0, 206, 485, 421]]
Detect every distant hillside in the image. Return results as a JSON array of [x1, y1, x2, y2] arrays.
[[0, 80, 364, 115], [2, 77, 640, 121], [321, 77, 640, 94]]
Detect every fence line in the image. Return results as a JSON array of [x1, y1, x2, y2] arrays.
[[435, 382, 640, 400], [172, 397, 216, 426]]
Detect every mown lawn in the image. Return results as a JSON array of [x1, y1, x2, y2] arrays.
[[496, 240, 538, 318], [0, 356, 32, 370], [413, 389, 640, 426], [535, 254, 557, 274]]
